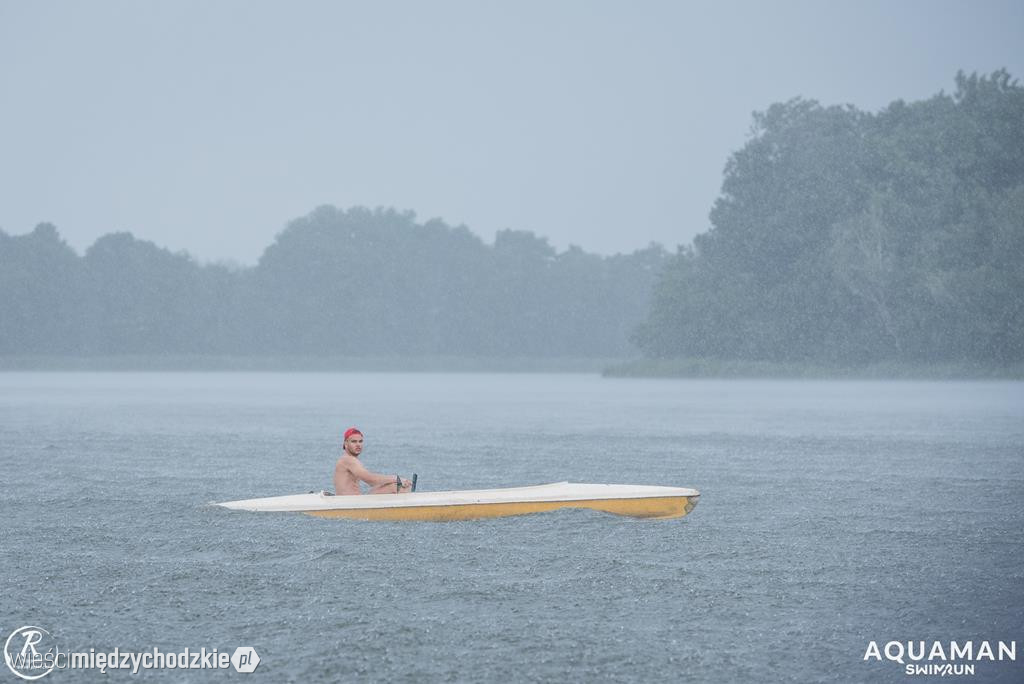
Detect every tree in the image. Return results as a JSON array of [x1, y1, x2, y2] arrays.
[[636, 71, 1024, 365]]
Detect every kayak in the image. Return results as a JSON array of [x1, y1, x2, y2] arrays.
[[215, 482, 699, 522]]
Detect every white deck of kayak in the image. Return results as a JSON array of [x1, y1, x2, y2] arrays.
[[216, 482, 699, 512]]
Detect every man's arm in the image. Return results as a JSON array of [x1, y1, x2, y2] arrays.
[[341, 456, 399, 488]]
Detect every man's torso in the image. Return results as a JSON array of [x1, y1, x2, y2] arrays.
[[334, 455, 362, 495]]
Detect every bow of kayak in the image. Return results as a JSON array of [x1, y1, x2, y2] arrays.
[[215, 482, 699, 522]]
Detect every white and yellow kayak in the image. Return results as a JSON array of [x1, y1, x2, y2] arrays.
[[216, 482, 700, 522]]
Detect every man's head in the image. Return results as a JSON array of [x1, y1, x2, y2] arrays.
[[343, 427, 363, 457]]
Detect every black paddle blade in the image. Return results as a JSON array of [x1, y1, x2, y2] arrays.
[[411, 473, 418, 492]]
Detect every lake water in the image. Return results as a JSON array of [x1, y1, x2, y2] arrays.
[[2, 373, 1022, 682]]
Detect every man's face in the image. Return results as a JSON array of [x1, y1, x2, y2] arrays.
[[345, 434, 364, 457]]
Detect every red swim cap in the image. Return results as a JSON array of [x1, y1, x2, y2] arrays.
[[343, 427, 362, 441]]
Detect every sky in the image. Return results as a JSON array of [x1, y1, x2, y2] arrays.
[[1, 0, 1022, 265]]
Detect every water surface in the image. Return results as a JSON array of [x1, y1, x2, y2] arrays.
[[2, 373, 1022, 681]]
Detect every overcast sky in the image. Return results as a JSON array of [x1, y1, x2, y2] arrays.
[[1, 0, 1022, 264]]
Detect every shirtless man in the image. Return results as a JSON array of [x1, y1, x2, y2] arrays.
[[333, 427, 413, 495]]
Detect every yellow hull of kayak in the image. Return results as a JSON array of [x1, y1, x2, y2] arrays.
[[305, 494, 699, 522]]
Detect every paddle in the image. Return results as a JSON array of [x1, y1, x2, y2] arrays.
[[411, 473, 418, 492]]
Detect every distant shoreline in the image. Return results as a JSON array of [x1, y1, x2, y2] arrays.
[[2, 355, 1022, 379], [0, 355, 615, 373], [603, 358, 1024, 380]]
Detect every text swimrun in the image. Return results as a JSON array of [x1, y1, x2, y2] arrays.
[[863, 640, 1016, 665]]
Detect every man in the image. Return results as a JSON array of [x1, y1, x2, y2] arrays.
[[333, 427, 413, 495]]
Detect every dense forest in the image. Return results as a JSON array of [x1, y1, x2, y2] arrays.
[[0, 208, 666, 359], [2, 71, 1020, 369], [635, 71, 1024, 365]]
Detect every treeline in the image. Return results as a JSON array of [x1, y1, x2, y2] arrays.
[[5, 71, 1020, 369], [0, 207, 666, 358], [635, 70, 1024, 364]]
